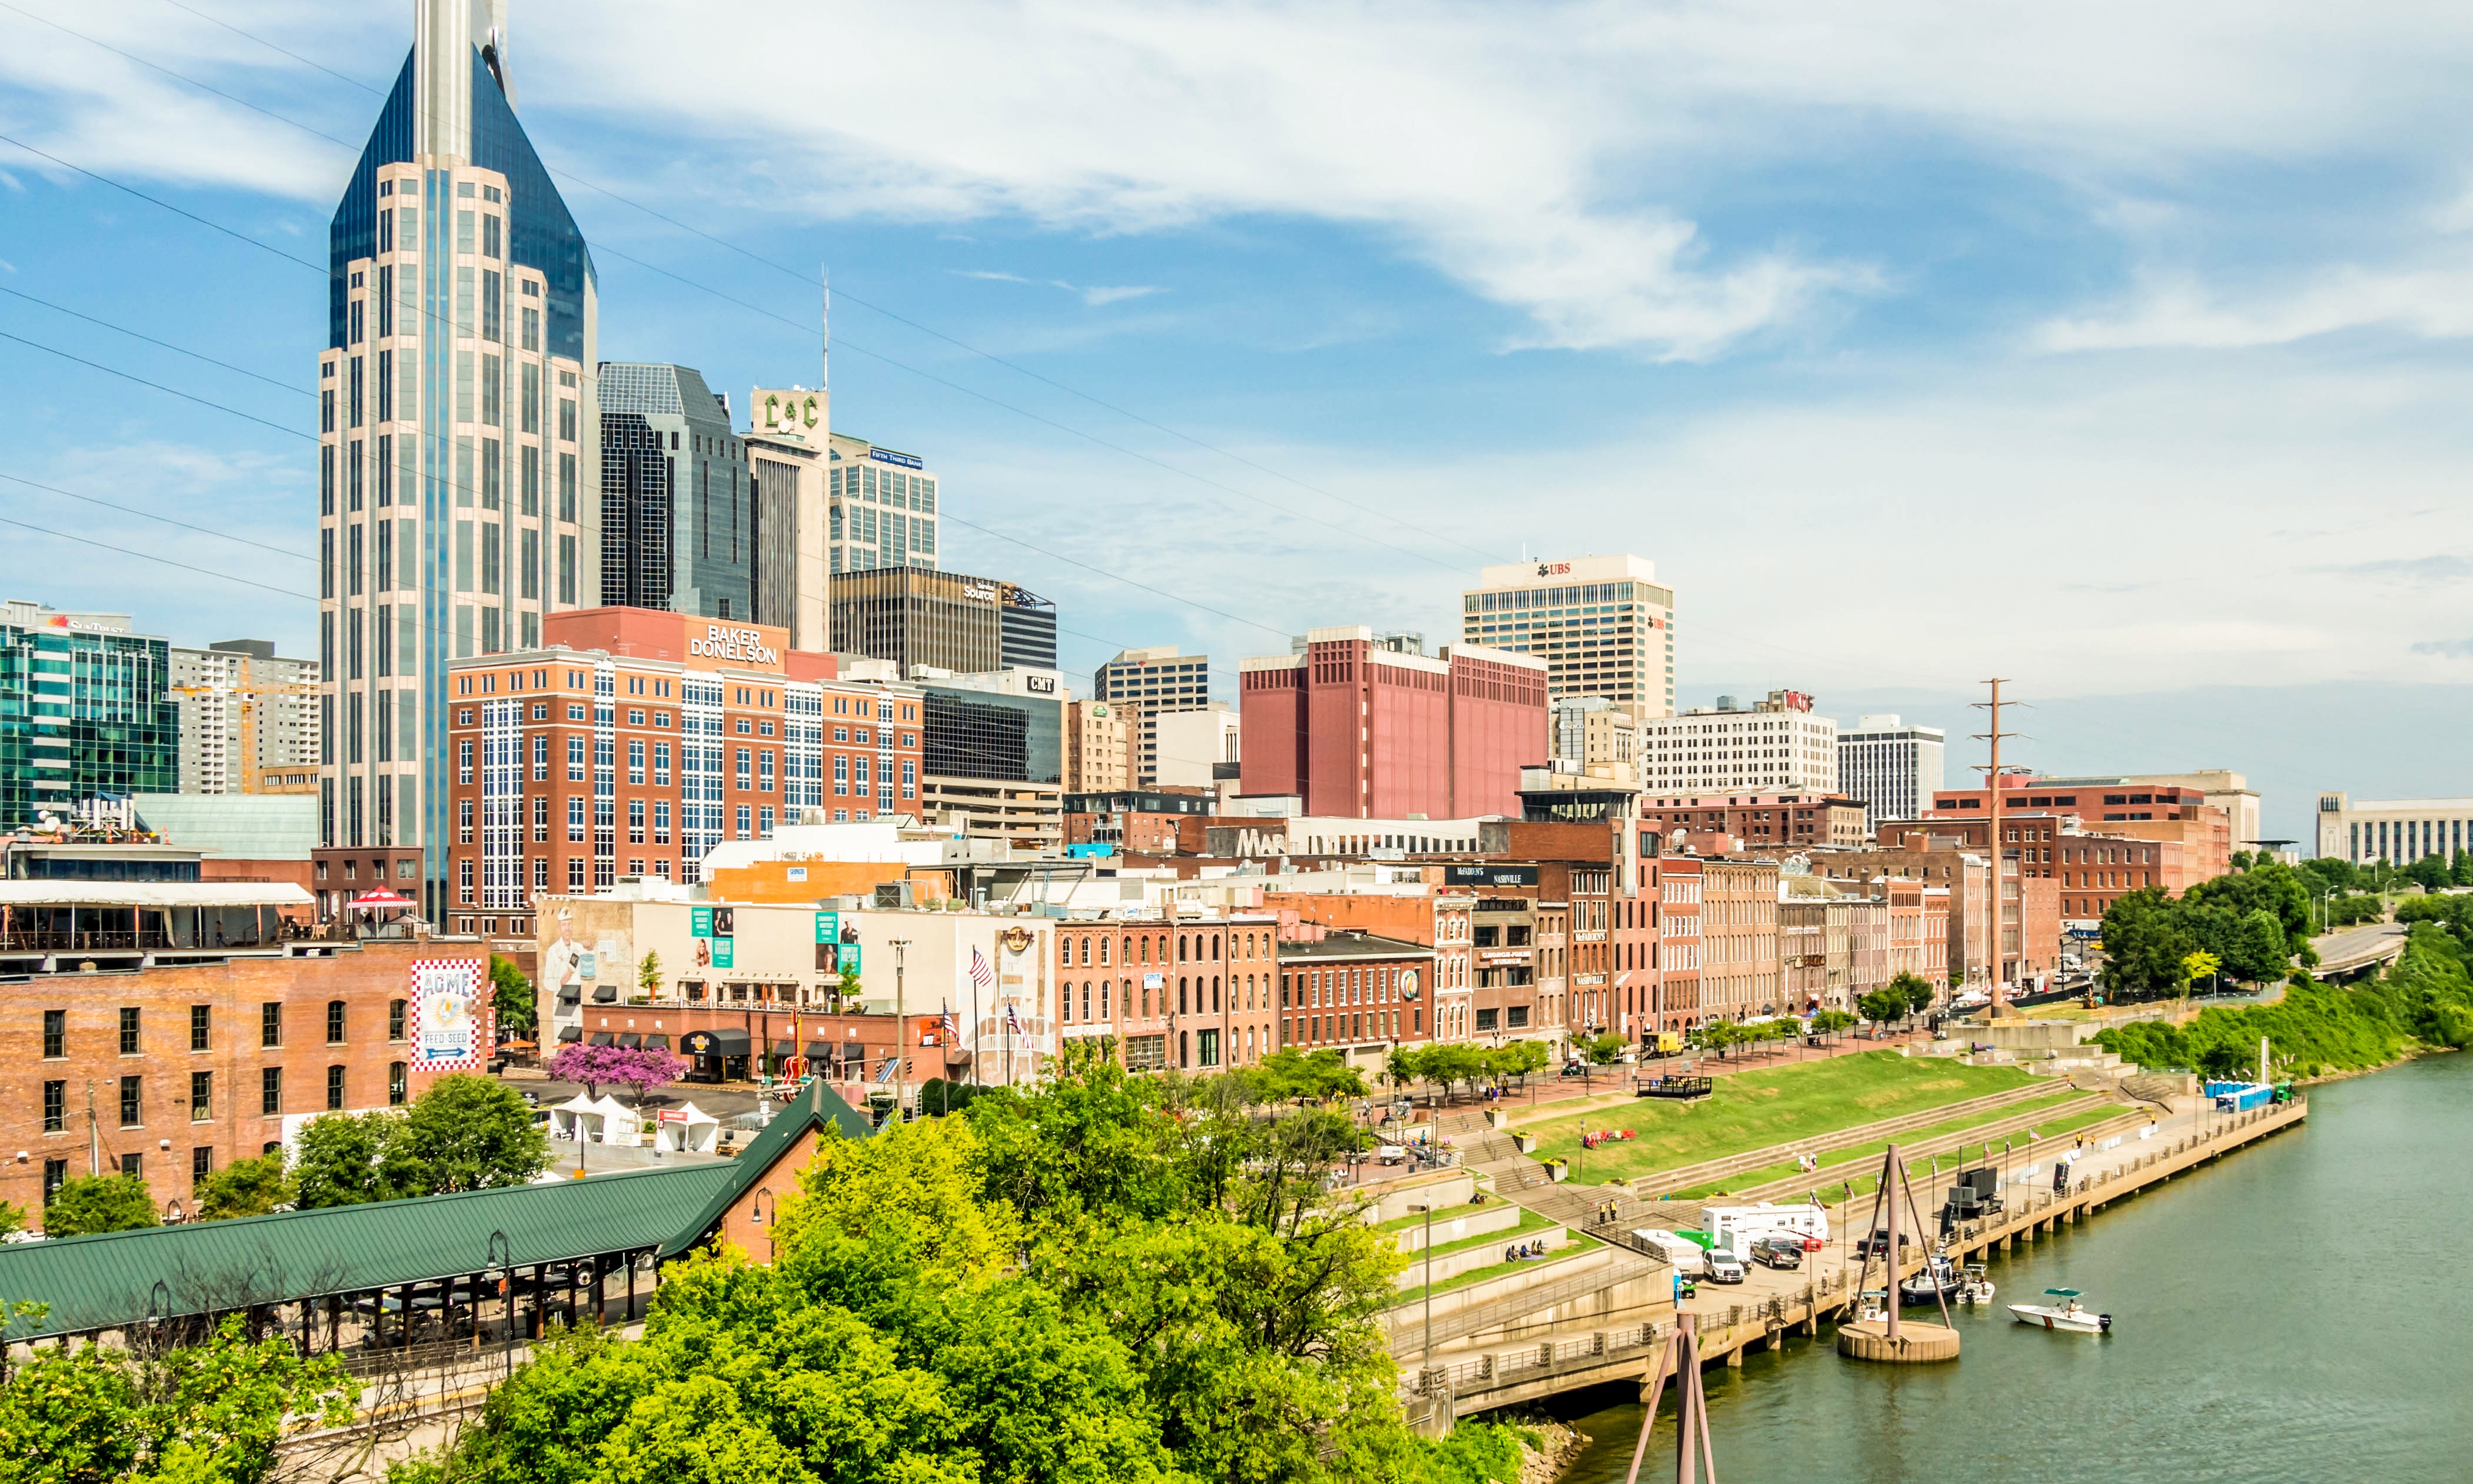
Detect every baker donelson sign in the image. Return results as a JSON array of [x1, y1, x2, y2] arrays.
[[690, 624, 780, 666]]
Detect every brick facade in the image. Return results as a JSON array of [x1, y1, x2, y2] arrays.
[[4, 939, 486, 1226]]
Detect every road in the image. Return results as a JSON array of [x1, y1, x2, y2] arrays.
[[2311, 920, 2408, 975]]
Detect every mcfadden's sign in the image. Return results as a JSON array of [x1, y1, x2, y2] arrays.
[[690, 624, 781, 667]]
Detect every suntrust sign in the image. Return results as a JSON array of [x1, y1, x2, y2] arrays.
[[690, 624, 781, 667]]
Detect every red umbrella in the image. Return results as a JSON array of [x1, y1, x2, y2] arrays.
[[347, 888, 415, 911]]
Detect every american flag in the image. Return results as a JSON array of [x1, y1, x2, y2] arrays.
[[968, 946, 994, 991], [940, 1003, 959, 1043], [1005, 1000, 1024, 1036]]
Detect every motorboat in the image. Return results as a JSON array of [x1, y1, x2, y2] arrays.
[[1956, 1264, 1997, 1304], [2009, 1288, 2109, 1333], [1899, 1256, 1962, 1305], [1853, 1289, 1890, 1326]]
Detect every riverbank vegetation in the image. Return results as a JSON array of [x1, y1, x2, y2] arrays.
[[2095, 924, 2473, 1077], [1520, 1050, 2040, 1183], [392, 1044, 1533, 1484], [2100, 854, 2319, 997]]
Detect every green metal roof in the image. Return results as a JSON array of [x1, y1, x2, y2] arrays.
[[660, 1079, 876, 1258], [0, 1082, 883, 1342]]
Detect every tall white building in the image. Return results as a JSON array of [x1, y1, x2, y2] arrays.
[[1460, 554, 1675, 717], [826, 432, 939, 575], [171, 641, 319, 796], [1838, 714, 1945, 831], [1093, 645, 1213, 786], [1635, 691, 1836, 797], [317, 0, 601, 913]]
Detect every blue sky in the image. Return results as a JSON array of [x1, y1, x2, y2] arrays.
[[5, 0, 2473, 842]]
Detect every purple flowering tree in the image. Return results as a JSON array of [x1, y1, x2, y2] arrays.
[[547, 1042, 686, 1105]]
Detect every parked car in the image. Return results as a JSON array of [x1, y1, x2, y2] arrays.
[[1855, 1228, 1912, 1258], [1750, 1235, 1807, 1270], [1703, 1251, 1748, 1285]]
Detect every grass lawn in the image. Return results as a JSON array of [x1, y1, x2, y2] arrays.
[[1666, 1093, 2116, 1200], [1393, 1208, 1556, 1263], [1770, 1103, 2132, 1209], [1523, 1051, 2046, 1186], [1392, 1230, 1605, 1309]]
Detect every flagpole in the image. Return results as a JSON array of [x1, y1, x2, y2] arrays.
[[971, 950, 981, 1090]]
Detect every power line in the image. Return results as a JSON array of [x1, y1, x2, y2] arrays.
[[0, 130, 324, 274], [0, 328, 311, 441], [155, 0, 375, 95], [0, 470, 310, 561], [0, 508, 312, 600], [0, 284, 311, 398]]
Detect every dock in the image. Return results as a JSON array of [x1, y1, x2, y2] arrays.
[[1398, 1096, 2305, 1432]]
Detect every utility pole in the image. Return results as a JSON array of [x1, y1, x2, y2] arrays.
[[889, 939, 911, 1121], [1972, 678, 2019, 1016]]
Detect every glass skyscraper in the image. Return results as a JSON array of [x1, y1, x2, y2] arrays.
[[0, 601, 179, 828], [316, 2, 598, 919]]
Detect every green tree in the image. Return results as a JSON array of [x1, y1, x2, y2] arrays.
[[1580, 1031, 1626, 1065], [2403, 853, 2452, 891], [2454, 851, 2473, 888], [0, 1315, 352, 1484], [2099, 887, 2196, 998], [1886, 970, 1936, 1017], [399, 1073, 550, 1193], [2222, 907, 2292, 987], [42, 1174, 158, 1237], [636, 950, 663, 997], [192, 1153, 295, 1222], [1857, 988, 1908, 1030], [1812, 1008, 1857, 1034], [290, 1110, 425, 1209], [490, 955, 537, 1039]]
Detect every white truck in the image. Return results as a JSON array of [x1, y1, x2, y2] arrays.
[[1699, 1203, 1829, 1257], [1632, 1227, 1713, 1274]]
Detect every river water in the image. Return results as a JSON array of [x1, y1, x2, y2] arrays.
[[1551, 1053, 2473, 1483]]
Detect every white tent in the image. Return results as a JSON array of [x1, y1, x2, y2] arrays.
[[548, 1092, 604, 1141], [653, 1100, 721, 1153], [590, 1095, 642, 1142]]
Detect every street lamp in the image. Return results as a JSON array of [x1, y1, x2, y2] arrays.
[[750, 1187, 778, 1262], [888, 940, 913, 1122], [486, 1229, 514, 1379], [1407, 1203, 1436, 1366]]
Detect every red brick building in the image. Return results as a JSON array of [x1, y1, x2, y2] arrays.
[[1050, 916, 1277, 1072], [1278, 931, 1435, 1054], [0, 935, 487, 1227], [1237, 627, 1546, 819], [443, 608, 921, 937], [1634, 793, 1868, 851]]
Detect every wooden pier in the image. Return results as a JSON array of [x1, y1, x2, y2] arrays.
[[1401, 1096, 2305, 1430]]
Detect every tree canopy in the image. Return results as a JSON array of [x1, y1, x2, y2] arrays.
[[491, 956, 537, 1039], [192, 1153, 294, 1222], [292, 1073, 547, 1210], [403, 1042, 1532, 1484], [0, 1315, 352, 1484], [41, 1176, 158, 1237]]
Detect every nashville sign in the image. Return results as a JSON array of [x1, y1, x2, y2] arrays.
[[690, 624, 780, 666]]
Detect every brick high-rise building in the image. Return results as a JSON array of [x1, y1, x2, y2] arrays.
[[1237, 627, 1546, 819], [317, 1, 601, 916], [438, 607, 920, 935]]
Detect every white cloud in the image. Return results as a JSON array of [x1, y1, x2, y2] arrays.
[[1073, 284, 1163, 308], [2034, 268, 2473, 351]]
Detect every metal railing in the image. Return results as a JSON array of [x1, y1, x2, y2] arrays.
[[1630, 1083, 2073, 1196], [1416, 1270, 1853, 1397]]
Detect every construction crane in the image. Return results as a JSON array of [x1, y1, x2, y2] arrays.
[[171, 674, 319, 794]]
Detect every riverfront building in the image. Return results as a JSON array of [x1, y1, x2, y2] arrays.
[[316, 1, 601, 916]]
